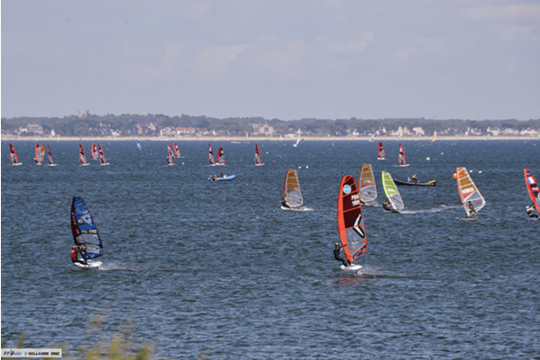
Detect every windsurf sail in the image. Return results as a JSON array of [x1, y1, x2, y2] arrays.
[[432, 131, 437, 142], [71, 197, 104, 259], [245, 133, 249, 141], [217, 147, 225, 165], [378, 142, 385, 159], [358, 164, 377, 203], [369, 134, 374, 142], [79, 143, 87, 165], [254, 143, 262, 165], [173, 143, 180, 158], [337, 175, 367, 264], [398, 143, 406, 165], [137, 140, 142, 151], [98, 144, 107, 164], [208, 143, 216, 165], [283, 168, 303, 208], [35, 144, 46, 164], [47, 144, 55, 165], [91, 143, 99, 160], [382, 171, 405, 211], [456, 167, 486, 217], [524, 169, 540, 213], [167, 144, 174, 158], [294, 131, 301, 147], [9, 143, 20, 165]]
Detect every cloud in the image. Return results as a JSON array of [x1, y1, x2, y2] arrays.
[[131, 42, 184, 80], [317, 32, 374, 55], [394, 46, 414, 63], [191, 44, 248, 78], [247, 38, 310, 76], [463, 4, 540, 22]]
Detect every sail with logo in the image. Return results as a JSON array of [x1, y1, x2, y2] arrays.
[[377, 142, 385, 160], [524, 169, 540, 217], [358, 163, 377, 204], [456, 167, 485, 218], [34, 144, 46, 165], [98, 144, 109, 165], [47, 144, 57, 166], [254, 143, 264, 166], [337, 175, 367, 270], [217, 147, 226, 165], [281, 168, 303, 210], [79, 143, 89, 166], [91, 143, 99, 160], [71, 197, 104, 268], [208, 143, 216, 165], [9, 143, 22, 166]]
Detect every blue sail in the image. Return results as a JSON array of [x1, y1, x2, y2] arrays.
[[71, 197, 104, 259], [137, 140, 142, 151]]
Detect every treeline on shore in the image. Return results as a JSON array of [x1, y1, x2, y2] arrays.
[[2, 113, 540, 137]]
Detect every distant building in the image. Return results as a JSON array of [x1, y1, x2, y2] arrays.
[[78, 110, 89, 118], [160, 127, 176, 136], [251, 122, 275, 136], [19, 122, 44, 135], [412, 127, 425, 136], [136, 123, 143, 134]]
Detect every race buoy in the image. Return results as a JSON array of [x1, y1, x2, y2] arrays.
[[478, 170, 483, 174], [306, 166, 309, 169], [469, 170, 473, 173], [266, 152, 268, 154], [426, 157, 431, 161], [441, 152, 444, 155], [298, 166, 301, 169]]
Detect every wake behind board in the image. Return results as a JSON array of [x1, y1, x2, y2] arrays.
[[457, 218, 488, 222], [255, 163, 265, 166], [281, 206, 302, 211], [399, 164, 410, 167], [74, 260, 102, 268], [341, 264, 362, 271]]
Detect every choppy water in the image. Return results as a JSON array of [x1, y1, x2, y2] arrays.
[[2, 139, 539, 359]]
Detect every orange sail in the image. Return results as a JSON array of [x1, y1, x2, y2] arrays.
[[337, 176, 367, 264], [456, 167, 485, 217], [524, 169, 540, 213]]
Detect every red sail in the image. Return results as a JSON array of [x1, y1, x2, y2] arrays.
[[98, 144, 107, 164], [35, 144, 42, 164], [217, 147, 225, 165], [337, 175, 367, 264], [9, 143, 19, 164], [208, 143, 215, 164], [91, 143, 99, 160], [378, 142, 385, 159], [47, 144, 54, 165], [79, 143, 87, 164], [524, 169, 540, 213], [398, 143, 406, 165], [254, 143, 262, 165], [173, 143, 180, 158], [167, 144, 173, 157]]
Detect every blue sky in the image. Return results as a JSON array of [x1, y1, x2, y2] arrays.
[[2, 0, 539, 120]]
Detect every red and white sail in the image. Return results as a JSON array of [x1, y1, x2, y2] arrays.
[[217, 147, 225, 165], [173, 143, 180, 158], [79, 143, 88, 165], [456, 167, 485, 217], [208, 143, 216, 165], [398, 143, 406, 166], [378, 142, 385, 159], [337, 175, 367, 265], [35, 144, 46, 164], [9, 143, 21, 165], [91, 143, 99, 160], [47, 144, 55, 165], [98, 144, 108, 165], [254, 143, 262, 165], [524, 169, 540, 213]]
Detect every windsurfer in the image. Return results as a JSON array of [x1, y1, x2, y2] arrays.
[[333, 242, 350, 268], [281, 198, 290, 209], [526, 205, 539, 218], [71, 245, 89, 266], [412, 175, 418, 183], [382, 201, 393, 211], [221, 170, 225, 178], [467, 201, 478, 219]]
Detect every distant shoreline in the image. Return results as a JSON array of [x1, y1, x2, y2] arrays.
[[1, 135, 538, 142]]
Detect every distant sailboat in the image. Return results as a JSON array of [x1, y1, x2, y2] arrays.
[[337, 175, 367, 271], [173, 143, 181, 158], [432, 131, 437, 142], [34, 144, 46, 165], [47, 144, 57, 166], [293, 130, 301, 147], [524, 169, 540, 216], [369, 134, 374, 142], [167, 145, 175, 166], [137, 140, 142, 151], [245, 133, 249, 141], [91, 143, 99, 160], [358, 164, 377, 204], [71, 197, 104, 268], [456, 167, 485, 219], [254, 143, 264, 166], [377, 142, 385, 160], [208, 143, 216, 166], [98, 144, 109, 165], [382, 171, 404, 213], [217, 147, 226, 165], [9, 143, 22, 166], [79, 143, 89, 166], [398, 143, 409, 167], [281, 168, 303, 210]]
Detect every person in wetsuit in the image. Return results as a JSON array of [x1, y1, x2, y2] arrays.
[[526, 205, 539, 218], [281, 198, 290, 209], [382, 201, 393, 211], [333, 242, 350, 267], [412, 175, 418, 184], [467, 201, 478, 219], [70, 245, 89, 266], [220, 170, 225, 178]]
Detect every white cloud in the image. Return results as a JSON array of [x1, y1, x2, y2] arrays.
[[463, 4, 540, 22], [247, 39, 310, 76], [191, 44, 248, 78], [131, 42, 184, 80]]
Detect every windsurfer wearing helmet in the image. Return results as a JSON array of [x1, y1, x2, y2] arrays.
[[70, 245, 89, 266], [467, 201, 478, 219], [412, 175, 418, 184], [334, 242, 350, 268], [526, 205, 539, 219]]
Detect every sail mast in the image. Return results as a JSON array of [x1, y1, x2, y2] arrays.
[[337, 176, 367, 264]]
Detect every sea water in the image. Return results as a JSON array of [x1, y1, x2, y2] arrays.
[[2, 140, 539, 358]]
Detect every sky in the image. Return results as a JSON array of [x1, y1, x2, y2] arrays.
[[2, 0, 539, 120]]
